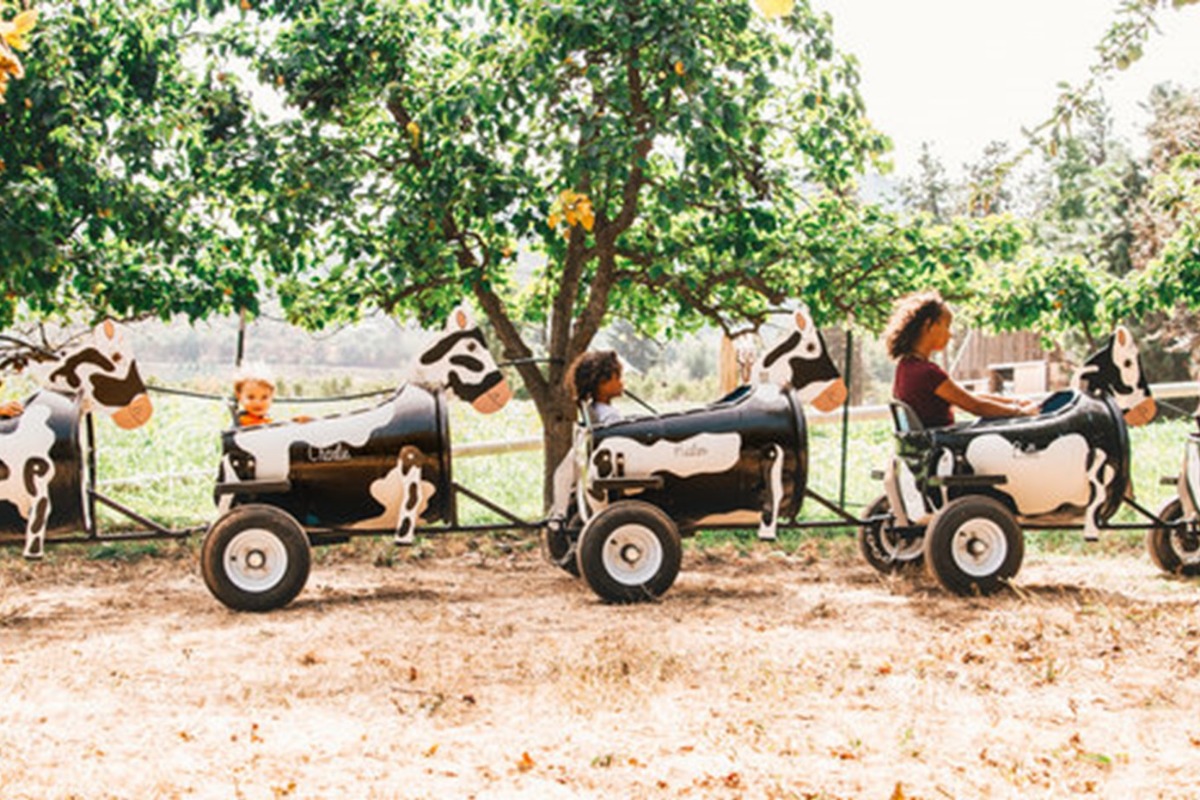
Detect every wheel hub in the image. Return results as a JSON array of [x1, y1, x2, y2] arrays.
[[601, 523, 663, 586], [952, 518, 1007, 577], [882, 528, 923, 561], [225, 527, 289, 592], [1171, 529, 1200, 565]]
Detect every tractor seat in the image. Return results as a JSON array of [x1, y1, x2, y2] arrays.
[[888, 400, 925, 435]]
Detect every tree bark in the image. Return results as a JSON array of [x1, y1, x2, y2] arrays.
[[541, 384, 579, 515]]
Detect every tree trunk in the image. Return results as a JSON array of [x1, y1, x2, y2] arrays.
[[540, 384, 579, 515]]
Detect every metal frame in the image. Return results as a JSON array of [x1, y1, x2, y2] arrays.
[[582, 481, 875, 534], [217, 478, 544, 541], [869, 479, 1192, 560]]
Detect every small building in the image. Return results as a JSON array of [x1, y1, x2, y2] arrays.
[[952, 330, 1068, 396]]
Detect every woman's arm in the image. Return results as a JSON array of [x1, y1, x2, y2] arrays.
[[935, 379, 1036, 418]]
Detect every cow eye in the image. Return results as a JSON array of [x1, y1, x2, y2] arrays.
[[467, 342, 478, 352], [1123, 360, 1132, 368], [113, 353, 122, 363]]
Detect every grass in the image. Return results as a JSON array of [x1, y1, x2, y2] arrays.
[[11, 389, 1196, 560]]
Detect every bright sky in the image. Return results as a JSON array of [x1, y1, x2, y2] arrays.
[[813, 0, 1200, 177]]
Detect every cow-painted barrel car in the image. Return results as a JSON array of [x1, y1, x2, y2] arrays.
[[0, 321, 183, 558], [860, 326, 1172, 595], [203, 307, 517, 611], [547, 308, 851, 603], [1147, 410, 1200, 576]]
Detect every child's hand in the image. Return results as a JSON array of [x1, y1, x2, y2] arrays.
[[0, 400, 23, 417]]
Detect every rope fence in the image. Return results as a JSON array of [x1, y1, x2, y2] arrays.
[[147, 384, 393, 405]]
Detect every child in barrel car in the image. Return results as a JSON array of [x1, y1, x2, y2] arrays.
[[884, 291, 1037, 428], [567, 350, 624, 425]]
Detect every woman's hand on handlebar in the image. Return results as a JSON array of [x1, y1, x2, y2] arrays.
[[1013, 398, 1039, 416]]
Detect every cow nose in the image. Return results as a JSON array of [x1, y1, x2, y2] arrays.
[[470, 379, 512, 414], [109, 393, 154, 429], [810, 378, 848, 413], [1123, 396, 1156, 427]]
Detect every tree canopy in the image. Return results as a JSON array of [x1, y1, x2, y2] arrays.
[[3, 0, 1200, 495], [0, 0, 261, 330], [933, 0, 1200, 345], [202, 0, 1036, 486]]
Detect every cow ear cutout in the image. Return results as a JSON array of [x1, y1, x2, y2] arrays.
[[794, 310, 808, 330], [102, 319, 116, 340], [453, 307, 470, 331], [1115, 326, 1128, 347]]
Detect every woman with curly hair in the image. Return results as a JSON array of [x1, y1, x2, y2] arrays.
[[884, 291, 1036, 428], [567, 349, 624, 425]]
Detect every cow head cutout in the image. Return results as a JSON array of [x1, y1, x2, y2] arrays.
[[31, 320, 153, 429], [1074, 324, 1156, 426], [751, 308, 847, 412], [414, 306, 511, 413]]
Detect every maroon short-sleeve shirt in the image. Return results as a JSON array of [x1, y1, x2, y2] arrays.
[[893, 356, 954, 428]]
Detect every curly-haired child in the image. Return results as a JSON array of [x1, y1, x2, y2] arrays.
[[566, 350, 624, 425], [883, 291, 1035, 428]]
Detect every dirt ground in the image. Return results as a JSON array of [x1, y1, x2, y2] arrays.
[[2, 537, 1199, 800]]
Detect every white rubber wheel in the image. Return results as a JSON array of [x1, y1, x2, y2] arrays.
[[201, 504, 311, 612], [576, 501, 681, 603], [1146, 497, 1200, 576], [924, 495, 1023, 596], [858, 494, 924, 574]]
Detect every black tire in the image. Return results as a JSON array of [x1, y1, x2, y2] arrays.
[[1146, 497, 1200, 576], [201, 504, 312, 612], [858, 494, 924, 574], [924, 496, 1023, 596], [576, 501, 682, 604], [542, 511, 582, 578]]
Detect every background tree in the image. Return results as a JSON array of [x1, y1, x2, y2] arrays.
[[895, 142, 951, 222], [0, 0, 260, 331], [963, 141, 1014, 218], [965, 80, 1199, 373], [1125, 85, 1200, 372], [15, 0, 1192, 506], [210, 0, 1019, 499]]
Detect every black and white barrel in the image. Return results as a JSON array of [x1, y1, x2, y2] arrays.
[[0, 391, 87, 543], [586, 384, 809, 531], [216, 384, 453, 529]]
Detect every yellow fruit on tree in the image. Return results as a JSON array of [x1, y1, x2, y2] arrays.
[[754, 0, 794, 19]]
